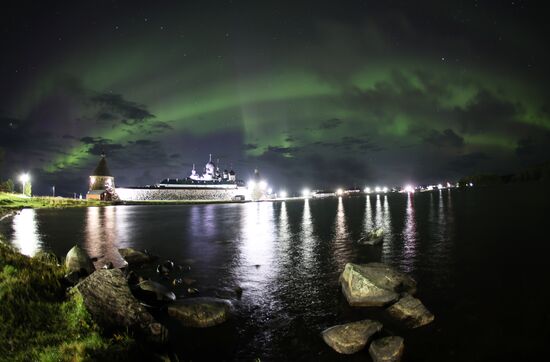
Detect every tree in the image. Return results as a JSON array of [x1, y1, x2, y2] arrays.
[[0, 179, 14, 192], [24, 181, 32, 196]]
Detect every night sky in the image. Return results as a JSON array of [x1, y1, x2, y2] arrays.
[[1, 1, 549, 196]]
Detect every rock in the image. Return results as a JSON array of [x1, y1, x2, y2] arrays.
[[340, 263, 416, 307], [74, 269, 167, 341], [102, 261, 114, 269], [187, 287, 199, 295], [156, 264, 171, 275], [137, 280, 176, 301], [369, 336, 404, 362], [167, 297, 232, 327], [359, 228, 385, 245], [65, 245, 94, 276], [118, 247, 154, 265], [386, 295, 434, 328], [322, 319, 383, 354]]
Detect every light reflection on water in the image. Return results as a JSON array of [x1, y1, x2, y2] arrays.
[[11, 209, 41, 257], [401, 193, 418, 273]]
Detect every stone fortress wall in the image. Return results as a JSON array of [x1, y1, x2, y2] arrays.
[[115, 187, 248, 201]]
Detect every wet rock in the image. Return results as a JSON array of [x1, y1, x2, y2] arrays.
[[74, 269, 167, 341], [118, 247, 154, 265], [167, 297, 232, 328], [369, 336, 404, 362], [322, 319, 383, 354], [340, 263, 417, 307], [387, 295, 434, 328], [187, 287, 199, 295], [102, 261, 114, 269], [137, 280, 176, 302], [65, 245, 94, 276], [359, 228, 385, 245], [156, 263, 171, 275]]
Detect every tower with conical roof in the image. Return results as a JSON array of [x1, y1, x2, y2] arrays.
[[86, 153, 115, 200]]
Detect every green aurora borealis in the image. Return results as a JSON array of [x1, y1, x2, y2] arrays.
[[1, 1, 549, 194]]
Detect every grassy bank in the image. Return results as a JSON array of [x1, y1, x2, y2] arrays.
[[0, 192, 105, 212], [0, 241, 136, 361]]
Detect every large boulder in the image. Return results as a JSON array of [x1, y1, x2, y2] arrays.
[[322, 319, 383, 354], [340, 263, 416, 307], [167, 297, 232, 328], [137, 280, 176, 302], [74, 269, 167, 341], [386, 295, 434, 328], [65, 245, 94, 275], [369, 336, 404, 362], [118, 247, 154, 265]]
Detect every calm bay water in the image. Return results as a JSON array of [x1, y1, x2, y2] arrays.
[[1, 183, 549, 361]]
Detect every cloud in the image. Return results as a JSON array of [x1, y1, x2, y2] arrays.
[[448, 152, 488, 173], [453, 90, 520, 134], [243, 143, 259, 150], [91, 93, 154, 124], [424, 129, 464, 149], [318, 118, 343, 130], [516, 132, 550, 165]]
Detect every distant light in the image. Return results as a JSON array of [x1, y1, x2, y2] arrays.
[[382, 187, 388, 193], [469, 182, 474, 187], [302, 188, 310, 197], [426, 185, 433, 191], [404, 185, 415, 193], [247, 180, 256, 189], [375, 186, 381, 193], [267, 187, 273, 194], [446, 182, 451, 188], [19, 173, 30, 183], [336, 188, 344, 196], [437, 183, 444, 190], [364, 187, 371, 194], [280, 190, 288, 198], [259, 180, 268, 190]]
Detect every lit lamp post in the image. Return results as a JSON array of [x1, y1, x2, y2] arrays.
[[19, 173, 29, 196]]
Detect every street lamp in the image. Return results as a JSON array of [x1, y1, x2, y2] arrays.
[[19, 173, 29, 195]]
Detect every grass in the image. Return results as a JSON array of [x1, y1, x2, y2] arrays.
[[0, 241, 135, 361], [0, 192, 105, 212]]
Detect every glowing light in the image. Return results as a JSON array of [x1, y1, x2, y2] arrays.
[[279, 190, 287, 198], [247, 180, 256, 189], [382, 187, 389, 193], [469, 182, 474, 187], [404, 185, 415, 193], [446, 182, 451, 188], [437, 184, 444, 190], [336, 188, 344, 196], [375, 186, 381, 193], [19, 173, 30, 195], [302, 188, 310, 197], [364, 187, 371, 194], [259, 180, 268, 190], [19, 173, 29, 183], [267, 187, 273, 194]]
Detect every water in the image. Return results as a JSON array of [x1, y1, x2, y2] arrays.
[[1, 183, 549, 361]]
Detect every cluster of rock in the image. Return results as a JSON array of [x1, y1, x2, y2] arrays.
[[321, 262, 434, 360], [63, 245, 235, 345]]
